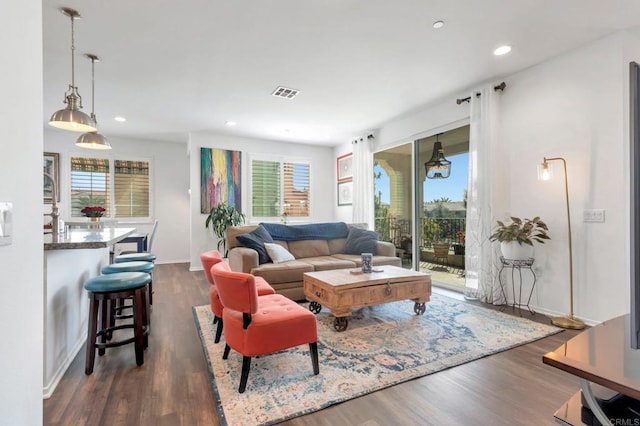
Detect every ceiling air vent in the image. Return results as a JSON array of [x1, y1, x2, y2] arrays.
[[272, 86, 300, 99]]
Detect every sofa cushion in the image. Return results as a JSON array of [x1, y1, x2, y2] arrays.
[[236, 225, 274, 264], [342, 227, 379, 255], [288, 239, 330, 258], [328, 238, 347, 255], [226, 225, 258, 250], [251, 260, 314, 284], [264, 243, 295, 264], [299, 256, 356, 271]]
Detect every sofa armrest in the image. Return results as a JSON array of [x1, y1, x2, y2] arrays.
[[376, 241, 396, 257], [228, 247, 259, 273]]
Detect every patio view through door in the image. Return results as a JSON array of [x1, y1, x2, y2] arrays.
[[374, 125, 469, 291]]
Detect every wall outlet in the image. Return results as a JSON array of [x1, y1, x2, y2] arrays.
[[583, 209, 605, 223]]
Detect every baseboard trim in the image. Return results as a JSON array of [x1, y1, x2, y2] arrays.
[[43, 334, 86, 399]]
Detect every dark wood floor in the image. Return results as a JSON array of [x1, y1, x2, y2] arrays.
[[44, 263, 582, 425]]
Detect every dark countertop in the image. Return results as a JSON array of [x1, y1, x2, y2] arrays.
[[44, 227, 135, 251]]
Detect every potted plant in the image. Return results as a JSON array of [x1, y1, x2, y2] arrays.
[[81, 206, 105, 222], [205, 202, 246, 256], [489, 216, 550, 260], [453, 230, 465, 255]]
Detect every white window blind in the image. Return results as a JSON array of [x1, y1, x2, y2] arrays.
[[252, 160, 281, 217], [70, 157, 110, 217], [114, 160, 150, 218], [251, 157, 310, 219], [283, 162, 310, 217]]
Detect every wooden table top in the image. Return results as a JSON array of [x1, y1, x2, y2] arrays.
[[304, 265, 431, 290]]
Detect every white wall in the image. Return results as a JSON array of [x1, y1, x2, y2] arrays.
[[44, 131, 190, 264], [499, 32, 630, 324], [0, 1, 44, 424], [189, 132, 335, 269], [349, 30, 640, 324]]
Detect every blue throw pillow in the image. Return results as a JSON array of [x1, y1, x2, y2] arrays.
[[236, 225, 274, 264], [343, 227, 379, 255]]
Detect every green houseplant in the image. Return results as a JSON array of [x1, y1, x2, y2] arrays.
[[489, 216, 550, 260], [205, 202, 246, 256]]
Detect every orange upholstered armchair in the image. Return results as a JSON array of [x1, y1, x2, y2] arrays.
[[211, 262, 319, 393], [200, 250, 275, 343]]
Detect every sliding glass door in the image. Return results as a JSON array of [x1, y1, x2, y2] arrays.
[[416, 126, 469, 291], [374, 125, 469, 291], [374, 142, 413, 270]]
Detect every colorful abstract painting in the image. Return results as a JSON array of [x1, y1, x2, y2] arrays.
[[200, 148, 241, 213]]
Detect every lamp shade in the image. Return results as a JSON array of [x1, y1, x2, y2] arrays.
[[76, 131, 111, 149], [49, 98, 97, 132], [424, 141, 451, 179]]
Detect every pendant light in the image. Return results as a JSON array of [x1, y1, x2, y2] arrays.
[[49, 7, 97, 133], [424, 133, 451, 179], [76, 54, 111, 149]]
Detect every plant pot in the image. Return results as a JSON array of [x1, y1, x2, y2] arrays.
[[500, 241, 533, 260], [453, 244, 465, 255], [89, 217, 100, 222]]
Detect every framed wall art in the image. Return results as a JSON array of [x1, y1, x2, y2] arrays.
[[43, 152, 60, 203], [337, 180, 353, 206], [337, 152, 353, 182], [200, 147, 242, 213]]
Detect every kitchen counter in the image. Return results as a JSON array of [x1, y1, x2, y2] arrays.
[[44, 227, 135, 250], [43, 225, 137, 398]]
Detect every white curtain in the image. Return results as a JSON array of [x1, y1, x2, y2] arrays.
[[352, 137, 375, 227], [464, 85, 505, 303]]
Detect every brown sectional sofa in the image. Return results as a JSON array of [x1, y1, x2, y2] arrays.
[[226, 223, 401, 301]]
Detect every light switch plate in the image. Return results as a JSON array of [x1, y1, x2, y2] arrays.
[[583, 209, 605, 223], [0, 202, 13, 246]]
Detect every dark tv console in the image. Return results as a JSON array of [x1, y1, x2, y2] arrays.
[[543, 314, 640, 425]]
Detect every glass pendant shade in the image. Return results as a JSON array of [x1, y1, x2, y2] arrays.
[[537, 160, 553, 181], [425, 141, 451, 179], [48, 8, 97, 133]]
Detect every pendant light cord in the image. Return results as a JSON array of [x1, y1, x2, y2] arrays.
[[70, 12, 75, 89], [90, 56, 95, 115]]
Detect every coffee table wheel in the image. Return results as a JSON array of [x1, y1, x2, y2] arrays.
[[309, 301, 322, 314], [414, 302, 426, 315], [333, 316, 348, 332]]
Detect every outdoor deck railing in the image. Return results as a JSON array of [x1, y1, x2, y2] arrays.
[[375, 216, 466, 249]]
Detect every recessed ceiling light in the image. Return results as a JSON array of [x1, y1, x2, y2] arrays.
[[433, 21, 444, 29], [493, 45, 512, 56], [114, 116, 126, 122], [225, 121, 237, 126]]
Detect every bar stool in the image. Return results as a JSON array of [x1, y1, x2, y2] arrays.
[[114, 253, 157, 304], [102, 261, 154, 333], [84, 271, 151, 375], [114, 253, 157, 263]]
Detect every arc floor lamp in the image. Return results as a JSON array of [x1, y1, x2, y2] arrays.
[[538, 157, 585, 330]]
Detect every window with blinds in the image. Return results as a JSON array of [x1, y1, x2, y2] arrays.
[[251, 158, 310, 219], [283, 162, 310, 217], [70, 156, 151, 219], [70, 157, 110, 217], [114, 160, 149, 218]]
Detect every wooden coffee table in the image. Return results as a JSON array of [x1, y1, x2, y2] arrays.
[[303, 265, 431, 331]]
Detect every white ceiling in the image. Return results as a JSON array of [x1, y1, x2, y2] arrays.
[[42, 1, 640, 147]]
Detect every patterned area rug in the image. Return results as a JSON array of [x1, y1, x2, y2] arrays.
[[193, 293, 560, 426]]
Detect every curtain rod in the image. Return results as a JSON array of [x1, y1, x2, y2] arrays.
[[456, 82, 506, 104]]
